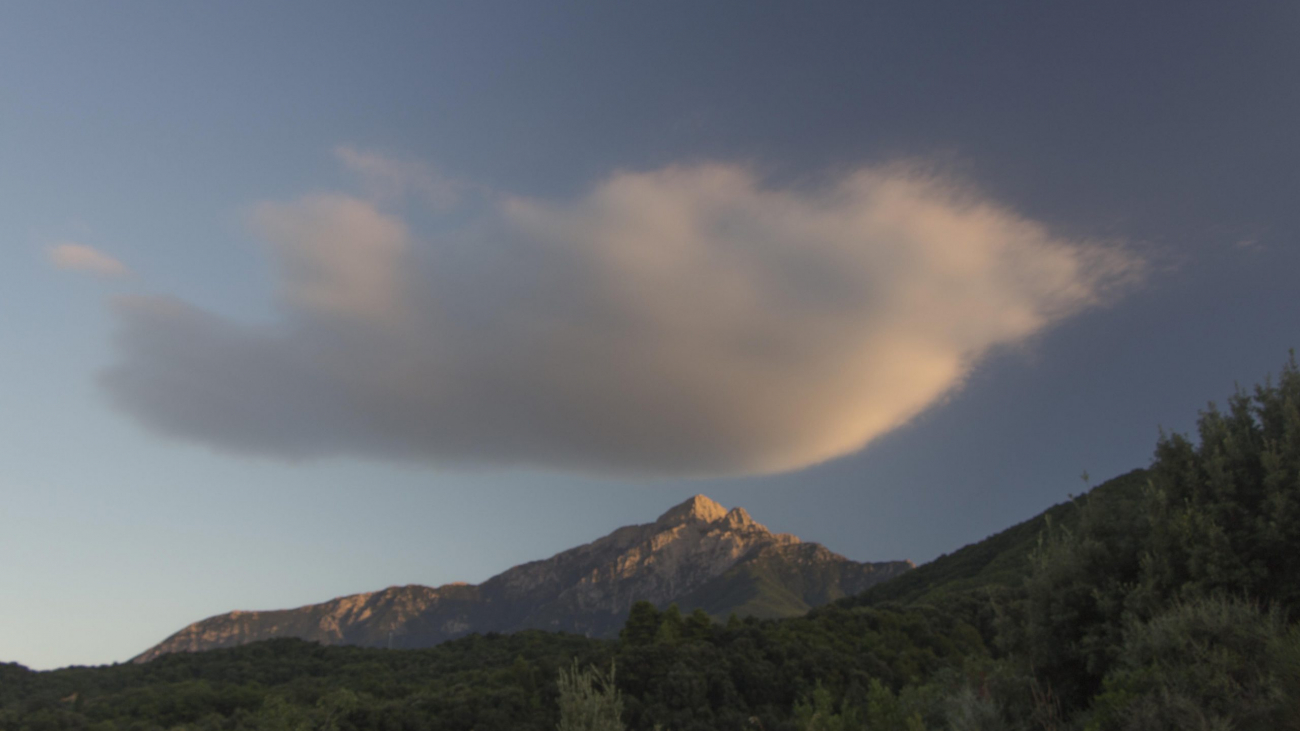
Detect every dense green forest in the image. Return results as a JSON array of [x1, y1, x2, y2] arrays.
[[4, 356, 1300, 730]]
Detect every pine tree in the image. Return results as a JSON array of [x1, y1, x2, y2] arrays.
[[654, 604, 684, 645], [620, 601, 661, 647], [683, 608, 713, 642]]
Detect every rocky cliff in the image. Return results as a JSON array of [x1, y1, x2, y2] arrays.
[[135, 495, 912, 662]]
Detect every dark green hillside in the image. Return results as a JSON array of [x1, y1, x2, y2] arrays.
[[1, 633, 606, 731], [844, 469, 1149, 608]]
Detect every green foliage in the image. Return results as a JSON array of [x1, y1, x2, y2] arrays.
[[557, 660, 624, 731], [864, 678, 925, 731], [255, 694, 312, 730], [0, 633, 599, 731], [793, 683, 862, 731], [654, 605, 684, 646], [1086, 596, 1298, 731], [683, 609, 713, 643], [0, 601, 985, 731], [315, 687, 359, 731], [620, 602, 661, 648], [789, 680, 925, 731], [941, 686, 1009, 731], [613, 601, 982, 731]]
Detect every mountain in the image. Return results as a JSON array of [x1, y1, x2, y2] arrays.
[[135, 495, 912, 662]]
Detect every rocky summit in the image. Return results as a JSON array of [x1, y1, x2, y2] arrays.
[[134, 495, 912, 662]]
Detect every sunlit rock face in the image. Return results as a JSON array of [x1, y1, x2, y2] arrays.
[[134, 495, 912, 662]]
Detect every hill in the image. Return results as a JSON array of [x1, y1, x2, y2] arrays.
[[842, 468, 1150, 608]]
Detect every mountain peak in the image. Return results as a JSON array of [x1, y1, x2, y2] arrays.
[[721, 506, 756, 529], [135, 492, 913, 663], [656, 494, 728, 525]]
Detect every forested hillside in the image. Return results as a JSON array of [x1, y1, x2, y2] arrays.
[[5, 355, 1299, 731]]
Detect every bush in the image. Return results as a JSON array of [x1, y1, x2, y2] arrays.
[[1086, 596, 1299, 731], [557, 660, 625, 731]]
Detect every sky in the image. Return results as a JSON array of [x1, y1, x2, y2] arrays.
[[1, 1, 1297, 670]]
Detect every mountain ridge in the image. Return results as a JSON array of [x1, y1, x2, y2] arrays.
[[135, 494, 911, 662]]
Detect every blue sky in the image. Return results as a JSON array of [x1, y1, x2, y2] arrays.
[[2, 1, 1297, 670]]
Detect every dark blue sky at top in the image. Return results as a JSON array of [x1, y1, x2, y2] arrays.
[[0, 1, 1296, 669]]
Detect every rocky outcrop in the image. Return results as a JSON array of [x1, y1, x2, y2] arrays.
[[135, 495, 912, 662]]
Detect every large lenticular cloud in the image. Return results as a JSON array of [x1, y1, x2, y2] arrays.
[[102, 161, 1141, 477]]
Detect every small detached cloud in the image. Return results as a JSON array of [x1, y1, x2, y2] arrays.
[[102, 160, 1142, 478], [49, 242, 130, 276], [334, 146, 463, 210]]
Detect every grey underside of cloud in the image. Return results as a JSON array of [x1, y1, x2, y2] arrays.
[[101, 162, 1141, 477]]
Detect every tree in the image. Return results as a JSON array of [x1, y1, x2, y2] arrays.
[[557, 659, 625, 731], [621, 601, 661, 647], [314, 688, 358, 731], [793, 683, 862, 731], [655, 604, 684, 645], [683, 608, 713, 642], [255, 695, 311, 731]]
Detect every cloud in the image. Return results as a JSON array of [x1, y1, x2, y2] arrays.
[[49, 243, 130, 276], [251, 194, 410, 321], [334, 146, 462, 210], [102, 162, 1141, 477]]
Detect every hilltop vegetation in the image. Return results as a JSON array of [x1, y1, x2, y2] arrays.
[[4, 355, 1300, 730]]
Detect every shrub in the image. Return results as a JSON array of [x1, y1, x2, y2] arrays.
[[1086, 596, 1298, 731], [557, 659, 625, 731]]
